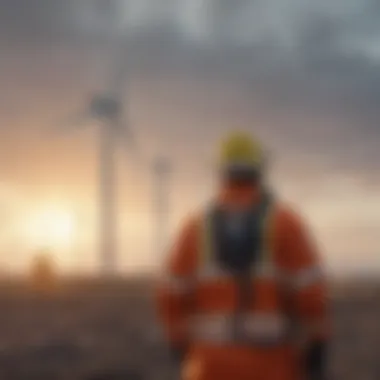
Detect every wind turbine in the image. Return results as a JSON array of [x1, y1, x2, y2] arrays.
[[50, 3, 174, 276], [65, 77, 132, 276], [52, 5, 138, 276], [152, 156, 172, 265]]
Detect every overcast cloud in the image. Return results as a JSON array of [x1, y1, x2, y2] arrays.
[[1, 0, 379, 169], [0, 0, 379, 273]]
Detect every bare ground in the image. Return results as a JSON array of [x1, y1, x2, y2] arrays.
[[0, 278, 378, 380]]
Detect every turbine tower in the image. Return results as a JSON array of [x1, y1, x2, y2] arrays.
[[152, 156, 172, 263], [54, 4, 136, 276], [63, 83, 133, 276], [97, 96, 123, 274], [52, 3, 174, 276]]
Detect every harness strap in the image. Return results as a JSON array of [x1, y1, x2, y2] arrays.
[[200, 193, 278, 345], [233, 193, 275, 343]]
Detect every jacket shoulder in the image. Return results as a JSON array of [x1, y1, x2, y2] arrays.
[[273, 201, 321, 266], [171, 210, 207, 258], [177, 210, 204, 237], [273, 201, 308, 233]]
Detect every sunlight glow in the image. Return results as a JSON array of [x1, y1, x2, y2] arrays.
[[25, 207, 77, 253]]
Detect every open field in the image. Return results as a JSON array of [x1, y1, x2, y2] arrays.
[[0, 277, 378, 379]]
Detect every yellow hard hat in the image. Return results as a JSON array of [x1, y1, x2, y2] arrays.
[[218, 131, 265, 170]]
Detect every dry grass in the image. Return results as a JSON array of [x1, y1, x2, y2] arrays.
[[0, 277, 377, 379]]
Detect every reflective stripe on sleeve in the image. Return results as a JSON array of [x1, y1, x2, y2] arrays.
[[260, 203, 277, 263], [200, 209, 213, 265]]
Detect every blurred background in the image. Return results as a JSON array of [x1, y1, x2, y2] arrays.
[[0, 0, 379, 379]]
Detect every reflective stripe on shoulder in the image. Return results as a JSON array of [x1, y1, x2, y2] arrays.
[[199, 208, 213, 265], [249, 201, 278, 278], [197, 207, 222, 280], [260, 202, 277, 263]]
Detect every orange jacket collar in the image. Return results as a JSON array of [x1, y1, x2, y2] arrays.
[[217, 185, 262, 211]]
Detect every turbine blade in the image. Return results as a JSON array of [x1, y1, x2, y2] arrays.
[[116, 119, 152, 170], [107, 35, 130, 98], [88, 44, 114, 94], [118, 121, 139, 156], [47, 111, 94, 137], [87, 2, 126, 94]]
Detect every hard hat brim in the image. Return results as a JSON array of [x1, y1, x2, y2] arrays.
[[221, 164, 261, 183]]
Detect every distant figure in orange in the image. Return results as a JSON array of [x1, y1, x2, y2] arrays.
[[30, 248, 58, 294], [156, 132, 330, 380]]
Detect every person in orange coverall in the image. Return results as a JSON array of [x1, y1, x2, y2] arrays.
[[156, 132, 330, 380]]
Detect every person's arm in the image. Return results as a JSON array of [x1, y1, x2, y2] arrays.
[[279, 208, 330, 380], [155, 216, 199, 362]]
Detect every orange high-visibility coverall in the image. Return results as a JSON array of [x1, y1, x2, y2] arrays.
[[156, 187, 329, 380]]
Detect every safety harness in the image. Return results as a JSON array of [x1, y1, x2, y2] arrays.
[[193, 192, 285, 345]]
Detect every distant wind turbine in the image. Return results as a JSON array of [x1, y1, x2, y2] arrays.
[[49, 4, 173, 276], [61, 69, 133, 276], [152, 156, 172, 263], [49, 4, 138, 276]]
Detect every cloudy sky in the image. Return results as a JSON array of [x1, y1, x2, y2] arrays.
[[0, 0, 379, 275]]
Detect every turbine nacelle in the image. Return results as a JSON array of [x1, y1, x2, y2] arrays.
[[50, 12, 172, 276], [90, 94, 122, 121]]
